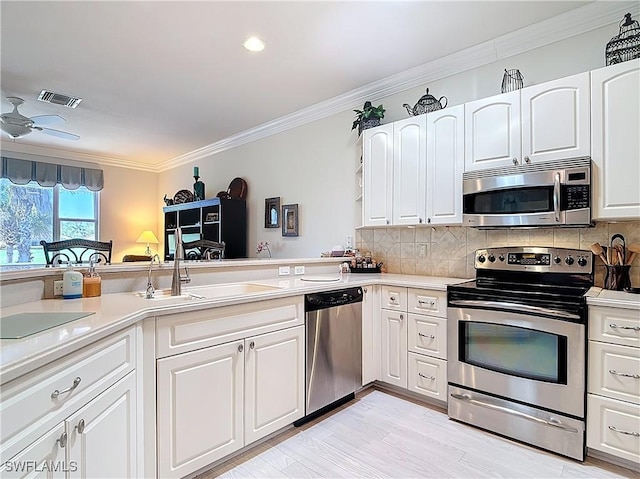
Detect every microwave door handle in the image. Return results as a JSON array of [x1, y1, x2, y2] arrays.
[[449, 299, 581, 321], [553, 172, 561, 223]]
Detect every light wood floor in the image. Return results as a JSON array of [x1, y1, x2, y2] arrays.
[[197, 389, 637, 479]]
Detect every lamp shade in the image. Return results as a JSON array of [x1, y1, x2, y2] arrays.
[[136, 231, 159, 245]]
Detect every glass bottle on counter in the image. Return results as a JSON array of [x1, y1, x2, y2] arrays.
[[83, 260, 102, 297]]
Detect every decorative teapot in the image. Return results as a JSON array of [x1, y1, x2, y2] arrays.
[[403, 88, 448, 116]]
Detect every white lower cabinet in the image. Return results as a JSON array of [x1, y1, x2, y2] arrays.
[[379, 287, 448, 403], [361, 285, 380, 386], [0, 327, 137, 479], [587, 305, 640, 468], [156, 320, 305, 479]]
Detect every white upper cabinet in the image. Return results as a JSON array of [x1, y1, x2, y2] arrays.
[[591, 59, 640, 220], [464, 90, 521, 171], [392, 116, 427, 225], [363, 124, 394, 226], [521, 72, 590, 163], [426, 105, 464, 224]]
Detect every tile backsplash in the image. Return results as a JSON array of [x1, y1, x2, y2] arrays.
[[355, 221, 640, 288]]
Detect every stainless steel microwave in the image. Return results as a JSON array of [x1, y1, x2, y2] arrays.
[[463, 158, 591, 227]]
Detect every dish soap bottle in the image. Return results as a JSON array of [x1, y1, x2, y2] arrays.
[[83, 260, 102, 298], [62, 264, 83, 299]]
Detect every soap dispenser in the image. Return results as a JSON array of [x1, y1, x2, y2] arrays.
[[83, 260, 102, 297], [62, 263, 83, 299]]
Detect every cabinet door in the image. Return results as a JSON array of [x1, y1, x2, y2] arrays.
[[392, 116, 427, 225], [156, 341, 243, 479], [521, 72, 590, 163], [67, 372, 136, 479], [380, 309, 407, 388], [408, 352, 447, 403], [591, 59, 640, 220], [407, 313, 447, 360], [244, 326, 304, 444], [588, 341, 640, 405], [426, 105, 464, 224], [464, 90, 521, 171], [362, 285, 380, 386], [587, 394, 640, 464], [0, 423, 66, 479], [363, 124, 394, 226]]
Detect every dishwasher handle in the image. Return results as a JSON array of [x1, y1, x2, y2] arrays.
[[305, 287, 363, 312]]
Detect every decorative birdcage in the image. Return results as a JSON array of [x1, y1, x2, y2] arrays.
[[605, 13, 640, 66], [501, 69, 524, 93]]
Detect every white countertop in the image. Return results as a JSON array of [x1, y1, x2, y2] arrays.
[[586, 287, 640, 310], [0, 273, 466, 385]]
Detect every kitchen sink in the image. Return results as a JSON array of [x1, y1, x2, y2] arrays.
[[136, 283, 282, 300]]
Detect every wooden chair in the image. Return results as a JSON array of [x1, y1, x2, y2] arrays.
[[182, 239, 225, 261], [40, 239, 113, 267]]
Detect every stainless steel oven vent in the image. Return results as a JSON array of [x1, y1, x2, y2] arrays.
[[37, 90, 82, 108]]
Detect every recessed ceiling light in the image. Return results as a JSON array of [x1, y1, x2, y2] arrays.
[[243, 36, 265, 52]]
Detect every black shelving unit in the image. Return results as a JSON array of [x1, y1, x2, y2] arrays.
[[163, 198, 247, 261]]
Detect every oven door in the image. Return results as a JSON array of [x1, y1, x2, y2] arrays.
[[448, 305, 585, 418]]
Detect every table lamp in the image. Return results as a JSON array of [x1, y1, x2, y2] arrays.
[[136, 230, 159, 256]]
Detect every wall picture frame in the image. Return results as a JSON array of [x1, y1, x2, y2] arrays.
[[205, 212, 219, 223], [282, 203, 299, 237], [265, 197, 280, 228]]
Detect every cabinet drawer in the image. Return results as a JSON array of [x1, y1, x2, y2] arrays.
[[589, 306, 640, 348], [156, 296, 304, 358], [0, 327, 135, 461], [587, 394, 640, 465], [407, 313, 446, 359], [408, 352, 447, 403], [408, 288, 447, 318], [588, 341, 640, 404], [381, 286, 407, 311]]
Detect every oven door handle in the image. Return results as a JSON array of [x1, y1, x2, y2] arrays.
[[450, 393, 580, 433], [553, 172, 561, 223], [449, 299, 581, 321]]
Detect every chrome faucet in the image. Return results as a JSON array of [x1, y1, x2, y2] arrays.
[[171, 228, 191, 296], [146, 254, 161, 299]]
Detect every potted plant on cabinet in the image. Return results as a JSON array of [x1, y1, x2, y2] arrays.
[[352, 101, 385, 136]]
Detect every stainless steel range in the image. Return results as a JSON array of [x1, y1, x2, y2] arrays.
[[447, 246, 593, 461]]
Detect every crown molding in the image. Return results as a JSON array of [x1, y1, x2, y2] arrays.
[[159, 1, 636, 172]]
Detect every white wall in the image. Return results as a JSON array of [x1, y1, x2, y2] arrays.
[[158, 23, 619, 258]]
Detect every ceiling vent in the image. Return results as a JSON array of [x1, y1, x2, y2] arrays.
[[37, 90, 82, 108]]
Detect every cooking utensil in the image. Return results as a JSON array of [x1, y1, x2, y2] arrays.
[[627, 244, 640, 265], [590, 243, 609, 265], [610, 233, 626, 260], [614, 244, 625, 266]]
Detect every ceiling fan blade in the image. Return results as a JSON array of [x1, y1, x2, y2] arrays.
[[31, 114, 65, 126], [37, 127, 80, 141]]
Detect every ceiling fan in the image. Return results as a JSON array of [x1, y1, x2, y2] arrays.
[[0, 97, 80, 140]]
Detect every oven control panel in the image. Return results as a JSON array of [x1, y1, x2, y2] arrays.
[[475, 247, 593, 273]]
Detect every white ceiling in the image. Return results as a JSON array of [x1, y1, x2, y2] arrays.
[[0, 1, 595, 170]]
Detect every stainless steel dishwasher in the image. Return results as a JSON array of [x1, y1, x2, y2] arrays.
[[296, 287, 363, 425]]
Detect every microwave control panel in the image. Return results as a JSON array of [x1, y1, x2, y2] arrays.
[[562, 185, 590, 210]]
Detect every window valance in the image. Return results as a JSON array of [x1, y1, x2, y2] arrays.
[[0, 157, 104, 191]]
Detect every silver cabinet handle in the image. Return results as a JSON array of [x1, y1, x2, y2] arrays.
[[553, 172, 561, 222], [609, 369, 640, 379], [51, 377, 81, 399], [418, 333, 435, 339], [363, 288, 367, 293], [418, 373, 435, 380], [389, 296, 396, 302], [238, 344, 244, 353], [250, 341, 255, 350], [427, 218, 431, 224], [524, 156, 531, 164], [512, 158, 518, 165], [419, 218, 423, 223], [386, 220, 390, 225], [399, 314, 404, 320], [57, 432, 67, 448], [76, 419, 85, 434], [610, 323, 640, 331], [417, 299, 435, 306], [450, 393, 579, 433], [609, 426, 640, 437]]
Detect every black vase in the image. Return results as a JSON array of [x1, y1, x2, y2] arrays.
[[358, 118, 381, 136]]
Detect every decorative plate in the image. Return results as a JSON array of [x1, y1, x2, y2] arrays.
[[173, 189, 194, 204], [227, 177, 248, 200]]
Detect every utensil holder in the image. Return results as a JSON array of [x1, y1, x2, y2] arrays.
[[604, 265, 631, 291]]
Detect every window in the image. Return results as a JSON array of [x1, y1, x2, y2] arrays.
[[0, 178, 99, 265]]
